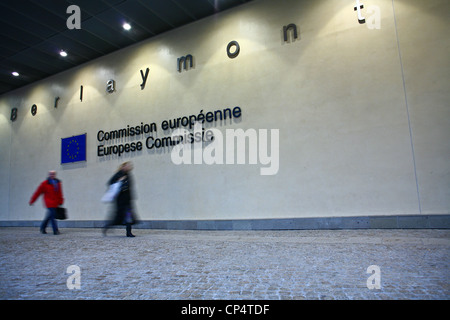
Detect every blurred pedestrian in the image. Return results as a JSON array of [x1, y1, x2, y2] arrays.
[[103, 161, 138, 237], [29, 170, 64, 235]]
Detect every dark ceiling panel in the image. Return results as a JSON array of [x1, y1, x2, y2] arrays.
[[94, 7, 146, 42], [0, 1, 67, 33], [115, 1, 171, 34], [137, 0, 194, 27], [0, 83, 14, 94], [1, 58, 51, 80], [0, 20, 43, 48], [212, 0, 250, 11], [172, 0, 216, 19], [80, 18, 128, 48], [0, 0, 253, 96], [10, 49, 63, 74], [59, 29, 116, 56], [69, 0, 127, 16], [27, 0, 75, 19], [0, 36, 26, 58], [47, 33, 100, 62]]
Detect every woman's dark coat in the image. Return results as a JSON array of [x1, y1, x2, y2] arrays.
[[108, 170, 138, 225]]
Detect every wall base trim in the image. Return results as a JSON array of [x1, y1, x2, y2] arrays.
[[1, 215, 449, 230]]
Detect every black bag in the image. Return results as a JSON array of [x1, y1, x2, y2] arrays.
[[55, 207, 67, 220]]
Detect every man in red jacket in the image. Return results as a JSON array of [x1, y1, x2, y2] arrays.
[[29, 170, 64, 235]]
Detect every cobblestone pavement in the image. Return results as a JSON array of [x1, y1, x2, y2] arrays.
[[0, 227, 449, 300]]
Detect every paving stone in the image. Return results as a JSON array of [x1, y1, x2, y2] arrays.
[[0, 227, 449, 300]]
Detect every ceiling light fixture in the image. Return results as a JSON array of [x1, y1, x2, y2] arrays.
[[60, 50, 68, 57], [12, 71, 19, 77], [123, 23, 131, 31]]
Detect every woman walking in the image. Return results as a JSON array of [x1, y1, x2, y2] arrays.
[[103, 162, 138, 237]]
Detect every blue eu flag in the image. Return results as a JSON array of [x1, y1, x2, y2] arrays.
[[61, 134, 87, 164]]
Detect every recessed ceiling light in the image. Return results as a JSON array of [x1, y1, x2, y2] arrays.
[[123, 23, 131, 31], [60, 50, 68, 57], [12, 71, 19, 77]]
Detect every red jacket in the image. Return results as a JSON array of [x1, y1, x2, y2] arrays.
[[30, 179, 64, 208]]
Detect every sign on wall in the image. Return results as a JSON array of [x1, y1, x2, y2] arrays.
[[61, 133, 87, 164]]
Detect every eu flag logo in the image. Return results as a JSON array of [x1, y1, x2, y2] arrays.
[[61, 134, 86, 164]]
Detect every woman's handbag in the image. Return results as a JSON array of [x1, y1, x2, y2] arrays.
[[55, 207, 67, 220], [101, 181, 121, 203]]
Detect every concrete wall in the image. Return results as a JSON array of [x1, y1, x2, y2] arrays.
[[0, 0, 449, 227]]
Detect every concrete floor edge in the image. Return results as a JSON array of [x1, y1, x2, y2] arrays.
[[1, 214, 449, 230]]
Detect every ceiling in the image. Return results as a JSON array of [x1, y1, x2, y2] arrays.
[[0, 0, 253, 96]]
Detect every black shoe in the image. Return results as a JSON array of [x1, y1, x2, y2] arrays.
[[54, 230, 60, 235], [126, 224, 134, 237], [40, 229, 47, 234]]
